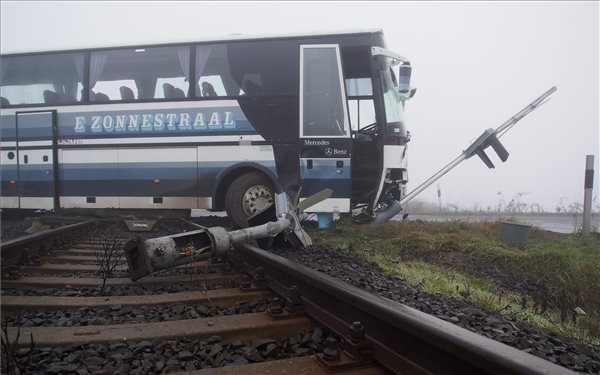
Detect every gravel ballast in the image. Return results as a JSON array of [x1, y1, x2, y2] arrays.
[[273, 244, 600, 373], [2, 215, 599, 373]]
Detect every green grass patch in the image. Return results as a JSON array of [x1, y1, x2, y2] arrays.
[[306, 216, 600, 347]]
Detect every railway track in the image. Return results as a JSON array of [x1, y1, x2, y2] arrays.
[[0, 217, 581, 374]]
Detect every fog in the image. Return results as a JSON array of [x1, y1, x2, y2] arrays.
[[2, 1, 598, 212]]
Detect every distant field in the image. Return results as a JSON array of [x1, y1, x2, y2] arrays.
[[398, 212, 600, 234]]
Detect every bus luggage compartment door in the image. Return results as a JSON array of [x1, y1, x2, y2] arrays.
[[15, 111, 58, 210]]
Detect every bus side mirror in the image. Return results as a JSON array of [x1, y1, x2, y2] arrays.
[[398, 64, 412, 93]]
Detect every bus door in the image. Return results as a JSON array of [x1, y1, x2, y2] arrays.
[[15, 111, 58, 210], [299, 44, 351, 213]]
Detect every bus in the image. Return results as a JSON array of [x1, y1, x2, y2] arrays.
[[0, 29, 415, 227]]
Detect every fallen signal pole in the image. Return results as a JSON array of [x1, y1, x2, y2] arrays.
[[124, 190, 331, 280]]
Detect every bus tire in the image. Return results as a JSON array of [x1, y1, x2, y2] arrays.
[[225, 172, 275, 228]]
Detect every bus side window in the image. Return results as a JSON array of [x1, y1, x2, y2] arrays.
[[345, 78, 375, 132], [92, 47, 188, 102], [195, 44, 237, 97], [1, 53, 84, 105]]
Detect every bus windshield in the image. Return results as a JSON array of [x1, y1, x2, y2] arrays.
[[381, 66, 406, 137]]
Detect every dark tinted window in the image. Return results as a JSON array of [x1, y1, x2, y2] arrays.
[[196, 41, 299, 98], [228, 40, 298, 96], [195, 44, 237, 97]]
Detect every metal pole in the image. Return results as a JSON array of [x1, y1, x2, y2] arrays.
[[495, 86, 557, 136], [400, 154, 464, 206], [370, 87, 558, 225], [582, 155, 595, 235]]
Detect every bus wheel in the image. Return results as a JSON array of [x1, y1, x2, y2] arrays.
[[225, 172, 275, 228]]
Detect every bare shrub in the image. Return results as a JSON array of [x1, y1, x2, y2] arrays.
[[92, 235, 125, 295]]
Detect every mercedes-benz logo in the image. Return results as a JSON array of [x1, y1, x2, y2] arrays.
[[324, 148, 333, 156]]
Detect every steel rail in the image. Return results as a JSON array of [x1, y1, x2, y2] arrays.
[[1, 220, 97, 271], [1, 220, 97, 251], [237, 243, 576, 375]]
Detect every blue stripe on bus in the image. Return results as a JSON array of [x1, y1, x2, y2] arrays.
[[60, 179, 201, 197], [0, 165, 18, 196], [58, 161, 277, 197], [16, 166, 55, 182], [1, 155, 353, 200], [60, 162, 277, 179], [17, 113, 53, 140], [0, 165, 17, 178], [0, 115, 16, 141], [60, 165, 119, 180], [0, 164, 54, 197], [60, 164, 196, 180]]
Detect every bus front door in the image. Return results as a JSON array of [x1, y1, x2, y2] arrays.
[[15, 111, 58, 210], [299, 44, 352, 213]]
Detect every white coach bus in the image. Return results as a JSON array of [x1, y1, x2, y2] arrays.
[[0, 29, 415, 227]]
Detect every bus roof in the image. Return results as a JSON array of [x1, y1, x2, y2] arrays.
[[1, 28, 384, 56]]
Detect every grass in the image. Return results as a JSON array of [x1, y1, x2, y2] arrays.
[[306, 216, 600, 348]]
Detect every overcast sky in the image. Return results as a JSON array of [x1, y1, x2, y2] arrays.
[[2, 1, 598, 212]]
